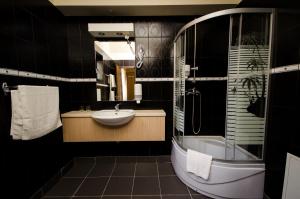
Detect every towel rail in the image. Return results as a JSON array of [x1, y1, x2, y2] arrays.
[[2, 82, 18, 95]]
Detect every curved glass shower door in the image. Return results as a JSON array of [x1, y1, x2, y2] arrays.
[[226, 13, 272, 160], [174, 33, 185, 144], [173, 8, 273, 162]]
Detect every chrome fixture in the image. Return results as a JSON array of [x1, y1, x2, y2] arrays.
[[136, 47, 145, 69], [115, 103, 120, 112], [186, 87, 202, 134], [186, 87, 200, 95]]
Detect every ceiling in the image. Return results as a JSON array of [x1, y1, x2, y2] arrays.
[[49, 0, 241, 16]]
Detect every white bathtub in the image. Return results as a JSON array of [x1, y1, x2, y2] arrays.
[[171, 136, 265, 199]]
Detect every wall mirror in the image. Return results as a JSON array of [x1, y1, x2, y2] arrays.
[[89, 23, 136, 101]]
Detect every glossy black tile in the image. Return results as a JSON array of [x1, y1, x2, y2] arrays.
[[112, 163, 135, 176], [135, 23, 149, 37], [160, 176, 188, 195], [104, 177, 133, 195], [88, 163, 114, 177], [0, 33, 18, 69], [149, 38, 162, 58], [135, 163, 158, 176], [64, 157, 94, 177], [157, 156, 171, 163], [44, 178, 83, 197], [133, 196, 160, 199], [116, 156, 137, 163], [103, 197, 130, 199], [0, 0, 14, 35], [162, 196, 191, 199], [136, 156, 157, 162], [158, 162, 175, 176], [75, 177, 108, 196], [274, 12, 300, 67], [148, 83, 162, 100], [133, 177, 160, 195], [162, 22, 174, 37], [14, 7, 34, 41], [149, 22, 162, 37], [189, 195, 211, 199], [148, 58, 162, 77], [161, 58, 173, 77], [96, 156, 116, 164], [161, 38, 173, 60], [16, 38, 36, 72]]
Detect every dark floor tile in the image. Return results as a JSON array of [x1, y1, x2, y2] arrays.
[[45, 178, 83, 196], [135, 163, 158, 176], [157, 156, 171, 163], [102, 197, 131, 199], [132, 177, 160, 195], [43, 197, 70, 199], [188, 188, 212, 198], [136, 156, 157, 162], [162, 196, 191, 199], [88, 163, 115, 177], [158, 162, 175, 176], [112, 163, 135, 176], [191, 195, 212, 199], [75, 177, 108, 196], [160, 176, 188, 195], [133, 196, 160, 199], [116, 156, 137, 163], [104, 177, 133, 195], [96, 156, 116, 164], [64, 158, 95, 177], [71, 197, 99, 199]]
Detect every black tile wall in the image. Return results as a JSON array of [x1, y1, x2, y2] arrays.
[[63, 17, 193, 157], [0, 0, 71, 198], [264, 10, 300, 199], [265, 71, 300, 198], [185, 81, 227, 136], [273, 11, 300, 67], [195, 16, 229, 77]]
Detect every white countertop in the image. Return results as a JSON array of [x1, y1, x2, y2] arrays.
[[61, 109, 166, 118]]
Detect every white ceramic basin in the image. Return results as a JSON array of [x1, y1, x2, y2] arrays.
[[92, 109, 135, 126]]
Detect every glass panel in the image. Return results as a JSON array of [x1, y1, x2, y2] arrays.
[[226, 13, 271, 160], [174, 33, 186, 143], [195, 16, 230, 77], [185, 26, 195, 69]]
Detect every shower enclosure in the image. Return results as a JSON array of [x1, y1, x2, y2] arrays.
[[172, 8, 273, 199]]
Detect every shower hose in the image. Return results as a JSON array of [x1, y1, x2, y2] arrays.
[[192, 91, 202, 134]]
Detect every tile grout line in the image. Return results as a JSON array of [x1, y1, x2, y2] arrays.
[[71, 157, 97, 198], [63, 174, 177, 179], [186, 185, 193, 199], [156, 159, 163, 199], [100, 157, 117, 199], [130, 161, 138, 199]]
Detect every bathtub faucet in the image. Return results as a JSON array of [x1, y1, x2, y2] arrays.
[[186, 87, 200, 96]]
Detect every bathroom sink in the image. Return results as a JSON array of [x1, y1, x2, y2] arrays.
[[92, 109, 135, 126]]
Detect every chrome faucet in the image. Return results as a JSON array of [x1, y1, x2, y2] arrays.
[[186, 87, 200, 95], [115, 103, 120, 112]]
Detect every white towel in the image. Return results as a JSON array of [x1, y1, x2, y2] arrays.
[[10, 86, 62, 140], [186, 149, 212, 180]]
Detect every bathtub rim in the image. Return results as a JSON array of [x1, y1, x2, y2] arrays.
[[173, 136, 265, 164]]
